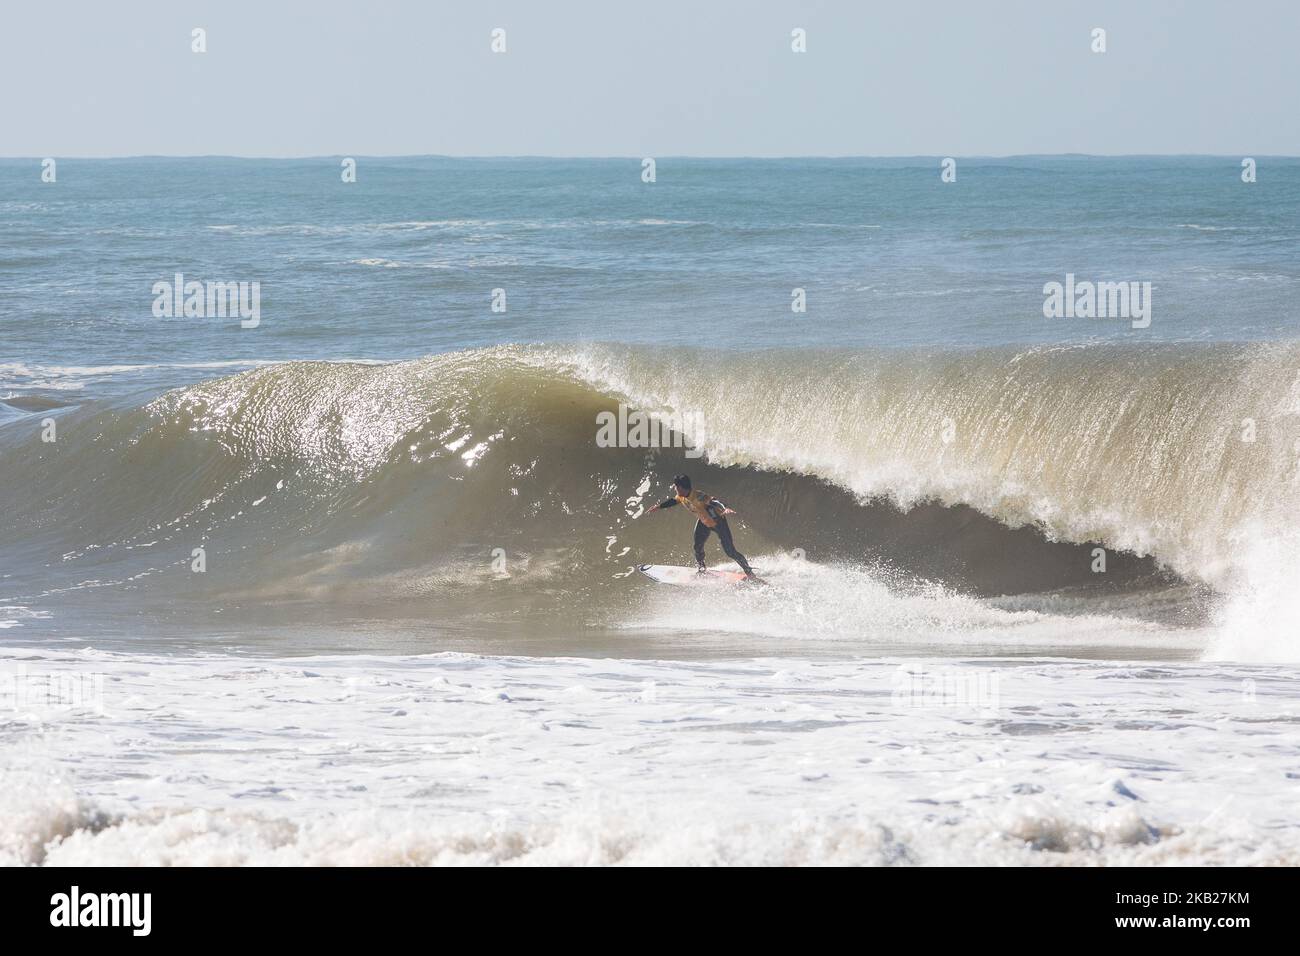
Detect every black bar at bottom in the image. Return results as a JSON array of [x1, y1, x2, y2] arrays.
[[0, 866, 1282, 943]]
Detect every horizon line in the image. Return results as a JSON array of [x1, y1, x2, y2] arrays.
[[2, 152, 1295, 162]]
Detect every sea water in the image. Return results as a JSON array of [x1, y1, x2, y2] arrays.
[[2, 157, 1298, 864]]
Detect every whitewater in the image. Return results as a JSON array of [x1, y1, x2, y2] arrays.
[[5, 648, 1298, 866]]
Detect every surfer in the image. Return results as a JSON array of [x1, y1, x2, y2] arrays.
[[645, 474, 757, 579]]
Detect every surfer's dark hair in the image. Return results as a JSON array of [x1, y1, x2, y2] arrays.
[[673, 474, 691, 490]]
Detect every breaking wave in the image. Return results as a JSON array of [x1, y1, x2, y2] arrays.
[[1, 342, 1297, 658]]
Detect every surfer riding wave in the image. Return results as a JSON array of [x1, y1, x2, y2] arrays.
[[646, 474, 757, 579]]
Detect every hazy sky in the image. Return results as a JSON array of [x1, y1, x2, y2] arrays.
[[4, 0, 1296, 157]]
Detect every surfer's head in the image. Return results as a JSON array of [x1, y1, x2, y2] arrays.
[[673, 474, 692, 494]]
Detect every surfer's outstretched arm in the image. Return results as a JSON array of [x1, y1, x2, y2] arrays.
[[646, 498, 678, 514]]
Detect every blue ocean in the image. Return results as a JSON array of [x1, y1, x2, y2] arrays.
[[5, 156, 1299, 377]]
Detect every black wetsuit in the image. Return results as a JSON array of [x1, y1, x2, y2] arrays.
[[656, 494, 754, 575]]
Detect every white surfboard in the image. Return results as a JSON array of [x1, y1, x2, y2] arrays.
[[637, 564, 749, 585]]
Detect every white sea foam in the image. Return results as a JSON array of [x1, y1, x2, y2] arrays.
[[2, 647, 1295, 866], [622, 553, 1200, 653], [0, 606, 51, 630]]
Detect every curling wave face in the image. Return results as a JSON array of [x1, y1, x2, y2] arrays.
[[1, 343, 1297, 659]]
